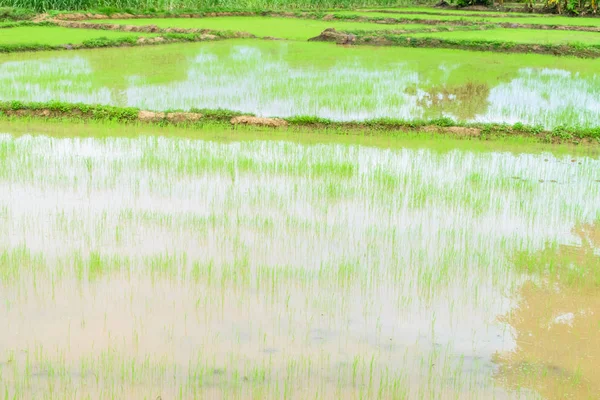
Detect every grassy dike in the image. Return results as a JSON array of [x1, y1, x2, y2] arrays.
[[311, 28, 600, 58], [0, 26, 251, 52], [362, 35, 600, 58], [1, 101, 599, 144]]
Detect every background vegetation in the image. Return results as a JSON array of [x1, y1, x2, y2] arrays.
[[0, 0, 430, 12]]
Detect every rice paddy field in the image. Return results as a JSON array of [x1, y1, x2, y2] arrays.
[[2, 40, 600, 128], [89, 17, 433, 40], [0, 4, 600, 400], [333, 9, 600, 27], [407, 28, 600, 45], [0, 26, 156, 46]]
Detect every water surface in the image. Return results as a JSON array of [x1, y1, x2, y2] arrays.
[[1, 40, 600, 128], [0, 123, 598, 398]]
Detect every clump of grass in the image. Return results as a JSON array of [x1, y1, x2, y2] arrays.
[[0, 6, 36, 20], [81, 35, 138, 47], [189, 107, 248, 120], [0, 100, 140, 121]]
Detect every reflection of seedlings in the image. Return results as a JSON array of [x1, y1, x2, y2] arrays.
[[418, 82, 490, 120]]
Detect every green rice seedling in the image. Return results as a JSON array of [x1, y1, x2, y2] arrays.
[[1, 40, 600, 129], [0, 120, 597, 397]]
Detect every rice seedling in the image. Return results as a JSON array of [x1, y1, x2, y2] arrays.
[[1, 40, 599, 129], [0, 122, 598, 398], [0, 6, 598, 396]]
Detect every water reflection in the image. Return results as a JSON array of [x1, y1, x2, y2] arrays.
[[1, 42, 599, 128], [0, 131, 599, 397], [495, 221, 600, 398], [417, 81, 491, 121]]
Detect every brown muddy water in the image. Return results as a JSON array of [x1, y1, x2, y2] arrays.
[[0, 123, 599, 399]]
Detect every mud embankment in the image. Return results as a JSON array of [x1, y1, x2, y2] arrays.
[[309, 28, 600, 58]]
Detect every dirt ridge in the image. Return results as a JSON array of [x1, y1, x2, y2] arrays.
[[309, 28, 600, 58], [231, 116, 288, 127], [54, 20, 255, 37], [3, 104, 599, 145], [42, 11, 600, 33], [2, 108, 288, 128]]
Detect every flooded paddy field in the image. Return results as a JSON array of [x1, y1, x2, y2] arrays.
[[1, 40, 600, 129], [332, 10, 600, 27], [355, 7, 540, 16], [89, 17, 433, 41], [0, 120, 598, 399], [1, 6, 600, 399], [0, 26, 156, 46], [407, 28, 600, 45]]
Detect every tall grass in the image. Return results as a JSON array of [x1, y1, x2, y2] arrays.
[[0, 0, 425, 12]]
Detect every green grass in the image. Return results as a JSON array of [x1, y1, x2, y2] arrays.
[[492, 15, 600, 27], [407, 28, 600, 45], [0, 26, 156, 45], [4, 99, 600, 142], [0, 0, 420, 12], [2, 117, 596, 154], [91, 16, 433, 40], [334, 10, 600, 27], [0, 6, 36, 20], [358, 6, 539, 16], [332, 10, 497, 22]]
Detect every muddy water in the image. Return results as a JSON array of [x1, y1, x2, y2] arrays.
[[1, 40, 600, 129], [0, 125, 599, 398], [494, 221, 600, 400]]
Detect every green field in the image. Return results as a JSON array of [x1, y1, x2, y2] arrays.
[[0, 26, 155, 45], [408, 28, 600, 44], [333, 10, 491, 21], [91, 16, 433, 40], [359, 6, 539, 16], [0, 6, 599, 400], [335, 10, 600, 27]]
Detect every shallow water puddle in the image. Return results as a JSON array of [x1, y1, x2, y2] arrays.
[[0, 129, 598, 398], [494, 221, 600, 400], [1, 41, 600, 128]]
